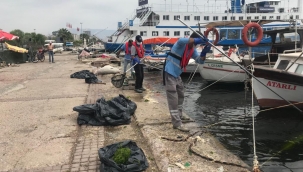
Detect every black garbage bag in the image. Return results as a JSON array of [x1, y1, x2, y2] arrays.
[[73, 104, 107, 126], [98, 140, 149, 172], [70, 70, 102, 84], [85, 76, 100, 84], [73, 95, 137, 126], [70, 70, 91, 79]]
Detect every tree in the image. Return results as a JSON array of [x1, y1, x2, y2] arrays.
[[9, 29, 24, 46], [57, 28, 73, 43], [80, 33, 89, 42], [35, 34, 46, 45]]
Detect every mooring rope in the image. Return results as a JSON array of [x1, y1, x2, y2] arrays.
[[251, 65, 260, 172]]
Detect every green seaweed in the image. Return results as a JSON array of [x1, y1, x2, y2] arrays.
[[112, 147, 131, 165]]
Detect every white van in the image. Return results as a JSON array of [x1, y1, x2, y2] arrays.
[[44, 43, 64, 54]]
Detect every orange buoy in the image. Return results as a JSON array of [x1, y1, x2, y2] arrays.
[[204, 27, 219, 45], [241, 22, 263, 47]]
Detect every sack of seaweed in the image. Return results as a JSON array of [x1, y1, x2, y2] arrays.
[[98, 140, 149, 172]]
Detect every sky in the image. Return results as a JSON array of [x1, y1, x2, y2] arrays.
[[0, 0, 297, 38]]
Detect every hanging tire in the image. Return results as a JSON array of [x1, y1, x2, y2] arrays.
[[204, 27, 219, 45], [241, 22, 263, 47]]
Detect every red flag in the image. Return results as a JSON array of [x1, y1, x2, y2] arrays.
[[77, 27, 79, 31]]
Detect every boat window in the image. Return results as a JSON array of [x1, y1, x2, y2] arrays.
[[163, 15, 169, 20], [277, 16, 281, 20], [174, 15, 180, 20], [152, 31, 158, 36], [204, 16, 209, 21], [163, 31, 169, 36], [269, 16, 274, 19], [174, 31, 180, 36], [255, 16, 259, 19], [277, 60, 290, 70], [275, 2, 278, 5], [220, 29, 227, 40], [213, 16, 218, 21], [231, 16, 235, 20], [184, 16, 190, 20], [262, 16, 266, 19], [264, 28, 272, 38], [295, 64, 303, 74], [296, 15, 300, 19], [239, 16, 244, 20], [228, 29, 240, 39], [140, 31, 147, 36], [194, 16, 200, 21], [247, 16, 251, 20], [184, 31, 190, 37], [277, 32, 300, 43]]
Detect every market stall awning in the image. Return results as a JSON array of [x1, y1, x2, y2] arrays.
[[5, 42, 28, 53], [0, 30, 19, 41], [143, 37, 179, 45]]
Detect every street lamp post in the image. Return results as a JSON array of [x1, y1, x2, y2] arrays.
[[80, 22, 83, 44]]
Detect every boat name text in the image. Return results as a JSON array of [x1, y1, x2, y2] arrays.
[[208, 64, 223, 68], [266, 81, 297, 90]]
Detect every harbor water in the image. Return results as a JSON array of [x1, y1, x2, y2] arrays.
[[181, 75, 303, 172]]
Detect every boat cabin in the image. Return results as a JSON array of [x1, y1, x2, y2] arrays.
[[274, 52, 303, 75], [253, 27, 303, 64]]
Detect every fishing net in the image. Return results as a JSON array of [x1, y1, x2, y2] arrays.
[[111, 74, 126, 88]]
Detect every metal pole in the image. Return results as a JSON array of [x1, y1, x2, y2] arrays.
[[80, 22, 83, 45], [295, 20, 297, 53], [177, 18, 302, 113]]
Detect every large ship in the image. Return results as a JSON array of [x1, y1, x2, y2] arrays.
[[105, 0, 303, 53]]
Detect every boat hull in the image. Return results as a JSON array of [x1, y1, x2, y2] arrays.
[[104, 43, 123, 52], [198, 60, 247, 83], [253, 66, 303, 109]]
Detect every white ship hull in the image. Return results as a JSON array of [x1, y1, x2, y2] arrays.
[[198, 59, 248, 83]]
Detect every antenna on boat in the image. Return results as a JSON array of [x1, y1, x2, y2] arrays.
[[177, 18, 303, 114]]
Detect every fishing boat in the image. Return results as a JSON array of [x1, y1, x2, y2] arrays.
[[105, 0, 303, 53], [198, 20, 302, 83], [252, 52, 303, 109], [251, 28, 303, 110]]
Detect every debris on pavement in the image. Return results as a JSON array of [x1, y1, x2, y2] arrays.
[[98, 140, 149, 172], [73, 94, 137, 126]]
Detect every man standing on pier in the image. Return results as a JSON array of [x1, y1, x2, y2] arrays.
[[164, 31, 211, 132], [131, 35, 145, 93], [116, 39, 134, 76], [48, 42, 54, 63]]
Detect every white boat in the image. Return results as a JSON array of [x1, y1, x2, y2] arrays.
[[198, 46, 249, 83], [252, 52, 303, 109], [105, 0, 303, 52]]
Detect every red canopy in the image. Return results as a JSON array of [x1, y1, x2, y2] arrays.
[[0, 30, 19, 41], [143, 37, 179, 45]]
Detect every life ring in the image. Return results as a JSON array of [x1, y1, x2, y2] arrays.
[[241, 22, 263, 47], [204, 27, 219, 45]]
